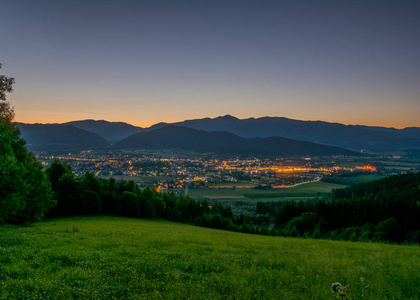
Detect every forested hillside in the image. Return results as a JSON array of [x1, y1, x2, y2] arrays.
[[257, 172, 420, 244]]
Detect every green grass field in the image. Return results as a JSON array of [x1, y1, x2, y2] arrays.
[[188, 181, 347, 202], [209, 181, 256, 187], [336, 174, 387, 185], [1, 216, 418, 299]]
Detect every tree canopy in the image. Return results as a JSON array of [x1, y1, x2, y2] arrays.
[[0, 64, 55, 223], [0, 63, 15, 120]]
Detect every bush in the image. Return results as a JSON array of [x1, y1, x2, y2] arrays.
[[406, 230, 420, 244]]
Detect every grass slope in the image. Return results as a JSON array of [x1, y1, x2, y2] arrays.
[[1, 216, 419, 299]]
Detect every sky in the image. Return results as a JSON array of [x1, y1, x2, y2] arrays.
[[1, 0, 419, 128]]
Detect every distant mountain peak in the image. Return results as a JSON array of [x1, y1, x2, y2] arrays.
[[62, 119, 143, 143], [216, 114, 238, 120], [151, 122, 169, 127], [17, 123, 109, 151]]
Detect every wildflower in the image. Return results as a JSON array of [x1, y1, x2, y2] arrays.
[[331, 282, 350, 299], [331, 282, 343, 292]]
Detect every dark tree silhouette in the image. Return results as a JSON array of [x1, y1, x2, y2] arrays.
[[0, 63, 15, 120], [0, 63, 55, 223]]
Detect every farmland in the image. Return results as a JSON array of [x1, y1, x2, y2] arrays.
[[187, 180, 347, 203], [1, 216, 419, 299]]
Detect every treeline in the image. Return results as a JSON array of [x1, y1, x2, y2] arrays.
[[45, 160, 272, 235], [256, 172, 420, 244], [47, 160, 202, 220]]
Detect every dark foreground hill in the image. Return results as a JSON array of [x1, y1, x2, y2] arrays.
[[257, 172, 420, 244], [148, 115, 420, 151], [114, 125, 359, 156], [17, 123, 109, 151]]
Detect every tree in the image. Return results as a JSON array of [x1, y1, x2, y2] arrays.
[[54, 173, 86, 216], [81, 171, 102, 214], [13, 152, 55, 222], [142, 187, 165, 217], [120, 191, 141, 218], [46, 159, 73, 190], [101, 178, 120, 215], [0, 63, 15, 120], [287, 212, 319, 236], [0, 114, 55, 223], [0, 121, 27, 222], [375, 217, 401, 242], [0, 64, 55, 223], [83, 171, 101, 193]]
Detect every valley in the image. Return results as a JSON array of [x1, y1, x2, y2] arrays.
[[3, 2, 420, 298], [34, 149, 420, 206]]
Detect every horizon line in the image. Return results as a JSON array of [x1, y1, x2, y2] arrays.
[[14, 114, 419, 130]]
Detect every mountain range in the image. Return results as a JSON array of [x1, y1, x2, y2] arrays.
[[17, 123, 108, 151], [62, 120, 142, 143], [149, 115, 420, 152], [113, 125, 358, 156], [16, 115, 420, 154]]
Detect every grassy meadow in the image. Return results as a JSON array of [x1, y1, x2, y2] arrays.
[[188, 181, 347, 203], [1, 216, 419, 299], [334, 174, 387, 185]]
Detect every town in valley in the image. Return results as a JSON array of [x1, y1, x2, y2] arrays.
[[34, 150, 420, 203]]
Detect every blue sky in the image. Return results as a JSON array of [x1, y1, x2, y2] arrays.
[[1, 0, 419, 128]]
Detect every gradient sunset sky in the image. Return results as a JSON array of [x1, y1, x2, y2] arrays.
[[1, 0, 419, 128]]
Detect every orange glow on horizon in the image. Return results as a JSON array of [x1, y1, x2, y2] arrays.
[[13, 113, 418, 130]]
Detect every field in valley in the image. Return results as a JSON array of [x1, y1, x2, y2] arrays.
[[187, 181, 347, 203], [0, 216, 418, 299]]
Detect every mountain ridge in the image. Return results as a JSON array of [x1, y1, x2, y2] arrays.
[[17, 123, 109, 151], [145, 115, 420, 151], [62, 120, 143, 143], [114, 125, 360, 156], [17, 115, 420, 152]]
